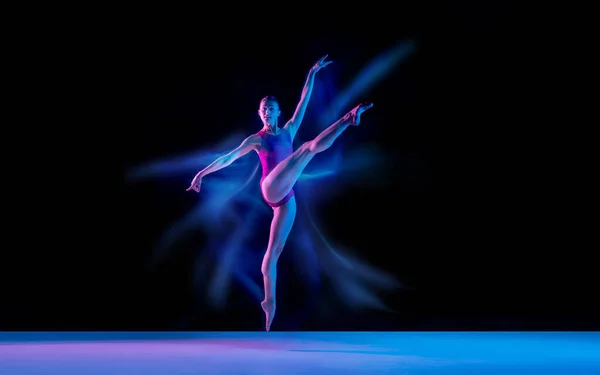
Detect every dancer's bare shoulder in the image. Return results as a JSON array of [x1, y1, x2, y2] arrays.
[[246, 132, 263, 153]]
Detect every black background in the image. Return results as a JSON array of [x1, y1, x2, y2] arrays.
[[5, 2, 596, 331]]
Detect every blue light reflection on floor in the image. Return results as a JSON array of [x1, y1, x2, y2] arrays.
[[1, 332, 598, 374]]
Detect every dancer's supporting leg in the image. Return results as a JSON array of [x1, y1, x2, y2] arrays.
[[260, 196, 296, 331]]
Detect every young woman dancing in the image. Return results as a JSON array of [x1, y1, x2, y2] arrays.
[[187, 55, 373, 330]]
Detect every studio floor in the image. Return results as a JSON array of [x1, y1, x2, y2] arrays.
[[1, 331, 598, 374]]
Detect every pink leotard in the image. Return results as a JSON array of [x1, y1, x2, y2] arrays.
[[257, 129, 295, 207]]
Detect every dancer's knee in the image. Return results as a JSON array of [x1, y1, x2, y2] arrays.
[[292, 141, 316, 154], [261, 259, 276, 276], [304, 141, 318, 153], [306, 139, 332, 154], [261, 246, 283, 275]]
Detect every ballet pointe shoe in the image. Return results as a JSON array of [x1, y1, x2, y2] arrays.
[[261, 299, 276, 331]]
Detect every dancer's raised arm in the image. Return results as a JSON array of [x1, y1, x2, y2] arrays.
[[284, 54, 332, 141], [186, 134, 261, 192]]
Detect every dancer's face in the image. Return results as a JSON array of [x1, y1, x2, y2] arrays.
[[258, 99, 280, 126]]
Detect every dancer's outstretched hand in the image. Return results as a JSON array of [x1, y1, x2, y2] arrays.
[[310, 54, 333, 74], [344, 102, 374, 126], [186, 174, 203, 193]]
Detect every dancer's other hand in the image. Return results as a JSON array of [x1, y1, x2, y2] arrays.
[[309, 54, 333, 75], [186, 174, 203, 193]]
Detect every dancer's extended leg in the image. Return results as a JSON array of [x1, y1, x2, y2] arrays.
[[261, 196, 297, 331], [261, 102, 373, 203]]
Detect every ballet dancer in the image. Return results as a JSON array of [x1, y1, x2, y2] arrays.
[[187, 55, 373, 330]]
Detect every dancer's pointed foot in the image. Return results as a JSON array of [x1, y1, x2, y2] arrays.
[[348, 102, 374, 126], [261, 299, 276, 331]]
